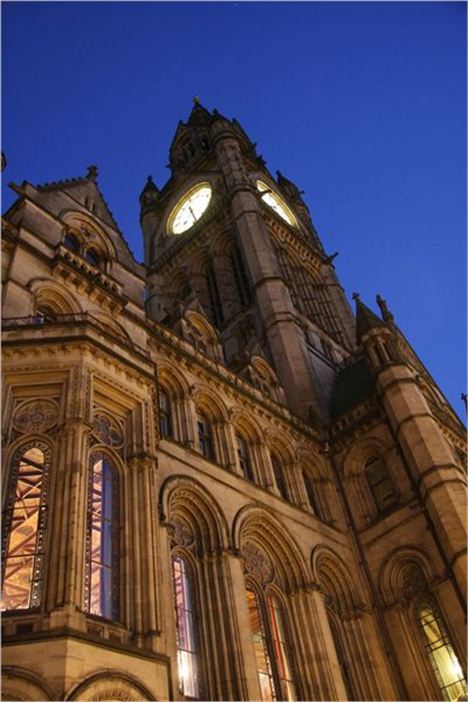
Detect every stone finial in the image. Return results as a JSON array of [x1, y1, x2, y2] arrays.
[[86, 165, 98, 181], [462, 393, 467, 413], [376, 294, 394, 323], [193, 96, 200, 105], [352, 292, 361, 302]]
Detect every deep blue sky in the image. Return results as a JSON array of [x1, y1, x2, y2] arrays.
[[2, 2, 466, 416]]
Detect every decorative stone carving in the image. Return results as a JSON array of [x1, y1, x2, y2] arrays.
[[92, 412, 123, 448], [401, 564, 426, 600], [172, 516, 194, 547], [241, 541, 273, 584], [13, 400, 58, 434]]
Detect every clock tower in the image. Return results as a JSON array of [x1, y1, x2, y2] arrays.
[[141, 101, 355, 421]]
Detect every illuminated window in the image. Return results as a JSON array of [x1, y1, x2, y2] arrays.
[[365, 457, 397, 513], [246, 586, 297, 701], [1, 442, 50, 611], [236, 435, 254, 482], [159, 388, 173, 439], [84, 452, 120, 620], [197, 412, 214, 461], [172, 555, 201, 699], [417, 600, 467, 701], [271, 454, 288, 500]]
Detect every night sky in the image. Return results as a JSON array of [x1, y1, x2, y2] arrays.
[[2, 2, 466, 417]]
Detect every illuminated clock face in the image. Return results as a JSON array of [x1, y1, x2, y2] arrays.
[[256, 180, 297, 227], [168, 183, 212, 234]]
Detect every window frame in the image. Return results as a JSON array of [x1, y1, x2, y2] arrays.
[[196, 411, 215, 461]]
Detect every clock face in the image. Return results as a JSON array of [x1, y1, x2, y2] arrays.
[[256, 180, 297, 227], [168, 182, 212, 235]]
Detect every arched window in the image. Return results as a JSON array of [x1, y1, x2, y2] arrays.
[[84, 451, 120, 620], [416, 599, 467, 701], [172, 554, 202, 699], [231, 244, 251, 308], [365, 456, 397, 513], [236, 434, 254, 482], [85, 247, 101, 268], [271, 453, 288, 500], [1, 442, 51, 610], [206, 263, 224, 328], [302, 469, 319, 516], [327, 610, 356, 700], [245, 582, 297, 701], [159, 388, 173, 439], [64, 232, 80, 252], [196, 412, 214, 461]]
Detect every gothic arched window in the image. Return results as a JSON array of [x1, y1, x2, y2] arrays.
[[231, 244, 251, 308], [84, 451, 120, 621], [206, 263, 224, 328], [159, 388, 173, 439], [365, 456, 397, 513], [302, 469, 319, 516], [64, 232, 80, 252], [327, 609, 356, 700], [243, 542, 297, 702], [1, 442, 51, 611], [416, 599, 467, 701], [85, 247, 101, 268], [236, 434, 254, 482], [172, 554, 202, 699], [271, 453, 288, 500], [196, 411, 214, 461]]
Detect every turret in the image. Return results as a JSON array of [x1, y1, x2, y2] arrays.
[[139, 175, 160, 265]]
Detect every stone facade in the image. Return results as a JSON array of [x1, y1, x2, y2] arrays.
[[1, 102, 466, 701]]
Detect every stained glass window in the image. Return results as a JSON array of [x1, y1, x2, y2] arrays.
[[267, 594, 297, 701], [197, 412, 214, 461], [1, 443, 50, 610], [237, 435, 254, 482], [84, 452, 120, 620], [365, 457, 397, 513], [417, 601, 467, 701], [271, 454, 288, 501], [246, 587, 276, 702], [159, 389, 173, 439], [172, 555, 201, 699]]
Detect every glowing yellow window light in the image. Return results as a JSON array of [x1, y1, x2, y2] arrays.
[[256, 180, 297, 227]]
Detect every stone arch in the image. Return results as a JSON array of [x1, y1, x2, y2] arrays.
[[230, 409, 263, 442], [378, 546, 436, 607], [65, 670, 154, 701], [2, 666, 57, 701], [233, 504, 308, 591], [296, 445, 330, 479], [184, 309, 218, 342], [61, 210, 116, 260], [266, 430, 294, 464], [342, 436, 391, 478], [28, 278, 82, 315], [89, 311, 133, 344], [160, 475, 230, 554], [158, 363, 190, 399], [191, 383, 229, 422], [312, 545, 361, 615]]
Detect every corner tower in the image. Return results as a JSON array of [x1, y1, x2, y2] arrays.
[[141, 101, 355, 420]]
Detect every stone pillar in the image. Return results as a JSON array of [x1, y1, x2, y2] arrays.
[[378, 363, 467, 595], [288, 585, 347, 701]]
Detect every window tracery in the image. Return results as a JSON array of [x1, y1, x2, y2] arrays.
[[242, 541, 297, 701], [196, 411, 215, 461], [172, 554, 202, 699], [236, 434, 254, 482], [13, 400, 58, 435], [84, 451, 120, 621], [1, 442, 51, 611], [365, 456, 397, 513]]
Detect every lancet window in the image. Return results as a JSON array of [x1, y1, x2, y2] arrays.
[[172, 553, 202, 699], [84, 451, 120, 620], [206, 263, 224, 328], [159, 388, 173, 439], [365, 456, 397, 513], [196, 411, 215, 461], [1, 442, 51, 611], [243, 542, 297, 701], [302, 469, 320, 516], [416, 599, 467, 701], [231, 243, 251, 308], [236, 434, 254, 482], [271, 453, 288, 500]]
